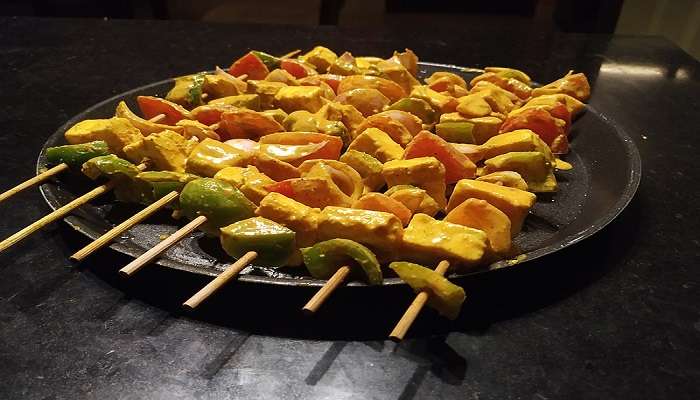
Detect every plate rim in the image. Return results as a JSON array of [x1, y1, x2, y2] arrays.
[[37, 62, 642, 287]]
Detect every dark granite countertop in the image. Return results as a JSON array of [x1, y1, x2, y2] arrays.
[[0, 16, 698, 400]]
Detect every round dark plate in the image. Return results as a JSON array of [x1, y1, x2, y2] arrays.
[[37, 62, 641, 287]]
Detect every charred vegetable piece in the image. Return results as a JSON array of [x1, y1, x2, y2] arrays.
[[390, 261, 466, 319], [179, 178, 256, 235], [81, 154, 140, 180], [45, 141, 110, 166], [220, 217, 296, 267], [301, 239, 382, 284]]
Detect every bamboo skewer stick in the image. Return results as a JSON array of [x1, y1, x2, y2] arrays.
[[0, 180, 117, 253], [389, 260, 451, 342], [279, 49, 302, 59], [118, 215, 208, 278], [70, 190, 179, 262], [182, 250, 258, 310], [0, 114, 165, 253], [0, 163, 70, 203], [302, 265, 352, 315]]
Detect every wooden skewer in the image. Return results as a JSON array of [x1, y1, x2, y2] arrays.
[[0, 114, 164, 253], [182, 250, 258, 310], [0, 180, 117, 253], [279, 49, 302, 59], [118, 215, 208, 278], [70, 190, 179, 262], [149, 113, 166, 123], [389, 260, 451, 342], [0, 163, 69, 203], [302, 265, 352, 315]]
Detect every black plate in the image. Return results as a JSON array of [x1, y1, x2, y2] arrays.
[[37, 62, 641, 287]]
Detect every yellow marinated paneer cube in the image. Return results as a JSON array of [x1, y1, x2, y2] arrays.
[[185, 138, 254, 177], [247, 80, 287, 110], [347, 127, 404, 163], [64, 117, 142, 156], [402, 213, 488, 268], [123, 130, 196, 172], [256, 192, 321, 247], [274, 86, 324, 113], [382, 157, 447, 209], [447, 179, 536, 235], [479, 129, 553, 161], [215, 166, 275, 205], [317, 206, 403, 253]]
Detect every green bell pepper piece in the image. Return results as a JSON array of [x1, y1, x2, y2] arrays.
[[251, 50, 281, 70], [45, 141, 110, 167], [220, 217, 296, 267], [301, 239, 382, 285], [187, 72, 206, 107], [179, 178, 256, 235], [136, 171, 200, 200], [81, 154, 140, 180], [435, 122, 476, 144], [388, 97, 437, 124], [389, 261, 466, 320]]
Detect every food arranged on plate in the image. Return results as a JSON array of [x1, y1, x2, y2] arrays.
[[0, 46, 590, 338]]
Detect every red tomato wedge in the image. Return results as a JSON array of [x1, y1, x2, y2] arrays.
[[264, 180, 295, 198], [229, 52, 270, 80], [137, 96, 191, 125], [403, 131, 477, 183], [280, 59, 313, 79]]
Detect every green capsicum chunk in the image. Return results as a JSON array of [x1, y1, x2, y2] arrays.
[[220, 217, 296, 267], [389, 261, 466, 320], [81, 154, 140, 180], [179, 178, 256, 235], [187, 72, 207, 107], [435, 122, 476, 144], [301, 239, 382, 285], [45, 141, 110, 167], [136, 171, 200, 200], [251, 50, 281, 70], [388, 97, 437, 124]]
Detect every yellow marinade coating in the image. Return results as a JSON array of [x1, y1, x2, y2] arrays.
[[64, 117, 142, 156], [255, 192, 321, 247], [382, 157, 447, 209], [347, 127, 404, 162], [214, 166, 275, 205], [317, 206, 403, 253], [274, 86, 325, 113], [402, 213, 488, 268], [185, 138, 254, 177], [447, 179, 536, 235], [123, 130, 197, 172]]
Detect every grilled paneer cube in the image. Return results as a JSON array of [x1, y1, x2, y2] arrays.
[[214, 166, 275, 205]]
